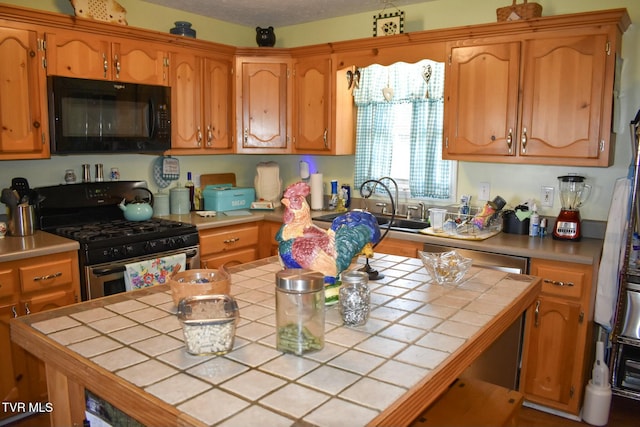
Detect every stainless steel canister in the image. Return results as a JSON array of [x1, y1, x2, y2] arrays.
[[8, 204, 35, 236], [275, 269, 325, 355]]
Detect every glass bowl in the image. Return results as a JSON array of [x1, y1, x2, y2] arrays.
[[419, 250, 472, 285], [169, 269, 231, 306]]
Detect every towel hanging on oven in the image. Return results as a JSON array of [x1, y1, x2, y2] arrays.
[[124, 253, 186, 291]]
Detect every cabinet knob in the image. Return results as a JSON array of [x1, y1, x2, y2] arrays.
[[506, 128, 513, 154], [534, 300, 540, 327], [521, 127, 528, 154], [33, 121, 40, 129]]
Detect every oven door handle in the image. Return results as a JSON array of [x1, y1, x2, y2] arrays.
[[91, 249, 198, 277], [92, 266, 126, 276]]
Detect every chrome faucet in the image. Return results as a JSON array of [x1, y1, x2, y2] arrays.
[[377, 177, 399, 216]]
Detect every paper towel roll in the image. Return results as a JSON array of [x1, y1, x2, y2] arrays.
[[310, 173, 323, 210]]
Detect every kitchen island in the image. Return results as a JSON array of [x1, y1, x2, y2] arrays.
[[10, 254, 540, 426]]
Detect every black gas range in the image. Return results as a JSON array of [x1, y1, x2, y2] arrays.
[[35, 181, 199, 300]]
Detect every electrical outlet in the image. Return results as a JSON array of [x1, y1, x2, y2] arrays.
[[541, 186, 554, 207], [478, 182, 490, 201]]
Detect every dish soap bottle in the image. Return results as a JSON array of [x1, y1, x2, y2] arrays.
[[529, 204, 540, 237]]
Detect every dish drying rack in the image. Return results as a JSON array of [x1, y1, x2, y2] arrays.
[[421, 207, 503, 241]]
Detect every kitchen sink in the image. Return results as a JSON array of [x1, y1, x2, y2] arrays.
[[313, 212, 429, 233]]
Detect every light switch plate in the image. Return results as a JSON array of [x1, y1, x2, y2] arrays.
[[478, 182, 490, 201], [541, 186, 554, 207]]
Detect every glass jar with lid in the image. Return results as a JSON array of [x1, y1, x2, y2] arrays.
[[339, 270, 370, 326], [275, 269, 325, 355]]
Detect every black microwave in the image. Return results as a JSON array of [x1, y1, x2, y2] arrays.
[[48, 76, 171, 154]]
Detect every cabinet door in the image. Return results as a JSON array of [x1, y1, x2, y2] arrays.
[[171, 50, 203, 149], [113, 39, 168, 85], [0, 26, 49, 159], [21, 290, 77, 403], [0, 303, 24, 408], [202, 56, 232, 150], [46, 31, 111, 80], [444, 42, 520, 157], [521, 297, 582, 407], [293, 56, 332, 152], [239, 61, 290, 151], [520, 34, 608, 163]]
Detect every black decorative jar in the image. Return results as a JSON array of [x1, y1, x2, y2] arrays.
[[170, 21, 196, 38]]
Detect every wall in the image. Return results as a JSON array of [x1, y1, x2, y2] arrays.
[[1, 0, 639, 221]]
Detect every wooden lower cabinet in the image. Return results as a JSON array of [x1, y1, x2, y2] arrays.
[[519, 258, 594, 416], [375, 237, 423, 258], [259, 221, 282, 259], [200, 223, 260, 268], [0, 251, 80, 422]]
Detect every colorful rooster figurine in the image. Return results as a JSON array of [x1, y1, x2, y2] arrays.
[[276, 182, 381, 283]]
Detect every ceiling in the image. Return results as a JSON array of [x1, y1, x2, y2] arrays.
[[143, 0, 432, 27]]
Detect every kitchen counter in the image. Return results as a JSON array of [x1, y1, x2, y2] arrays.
[[0, 230, 79, 263], [164, 209, 603, 266], [11, 255, 540, 427]]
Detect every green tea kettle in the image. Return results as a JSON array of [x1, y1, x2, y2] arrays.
[[119, 188, 154, 221]]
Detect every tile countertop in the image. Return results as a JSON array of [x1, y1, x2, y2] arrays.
[[11, 255, 541, 427]]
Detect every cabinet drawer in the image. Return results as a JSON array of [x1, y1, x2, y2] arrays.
[[531, 260, 590, 300], [19, 259, 74, 294], [201, 248, 258, 269], [0, 268, 17, 299], [200, 223, 260, 256]]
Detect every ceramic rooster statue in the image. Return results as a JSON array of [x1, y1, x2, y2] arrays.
[[276, 182, 381, 283]]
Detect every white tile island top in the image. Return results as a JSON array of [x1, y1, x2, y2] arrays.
[[11, 254, 541, 427]]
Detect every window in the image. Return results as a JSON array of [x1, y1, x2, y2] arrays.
[[353, 60, 456, 203]]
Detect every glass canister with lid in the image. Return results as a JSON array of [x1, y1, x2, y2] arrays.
[[275, 269, 325, 355], [339, 270, 370, 326]]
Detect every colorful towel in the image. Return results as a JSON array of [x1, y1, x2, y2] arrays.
[[124, 253, 186, 291]]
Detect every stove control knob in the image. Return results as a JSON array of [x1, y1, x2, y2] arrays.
[[124, 245, 135, 256], [145, 241, 158, 252], [109, 247, 121, 259]]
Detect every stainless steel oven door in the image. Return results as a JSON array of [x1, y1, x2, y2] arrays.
[[84, 246, 200, 300]]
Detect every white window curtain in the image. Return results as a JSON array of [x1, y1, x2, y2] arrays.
[[353, 60, 451, 199]]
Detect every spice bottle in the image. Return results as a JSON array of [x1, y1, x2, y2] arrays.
[[275, 269, 325, 355], [339, 270, 370, 326]]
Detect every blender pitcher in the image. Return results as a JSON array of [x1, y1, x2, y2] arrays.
[[554, 175, 591, 241], [558, 175, 591, 210]]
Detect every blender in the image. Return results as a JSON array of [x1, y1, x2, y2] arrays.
[[553, 175, 591, 241]]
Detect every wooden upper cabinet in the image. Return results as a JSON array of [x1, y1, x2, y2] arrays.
[[0, 25, 49, 160], [293, 56, 332, 152], [444, 25, 622, 167], [236, 56, 291, 153], [203, 56, 233, 150], [45, 31, 169, 85], [169, 49, 233, 153], [519, 34, 608, 162], [444, 42, 520, 157], [291, 55, 356, 155]]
